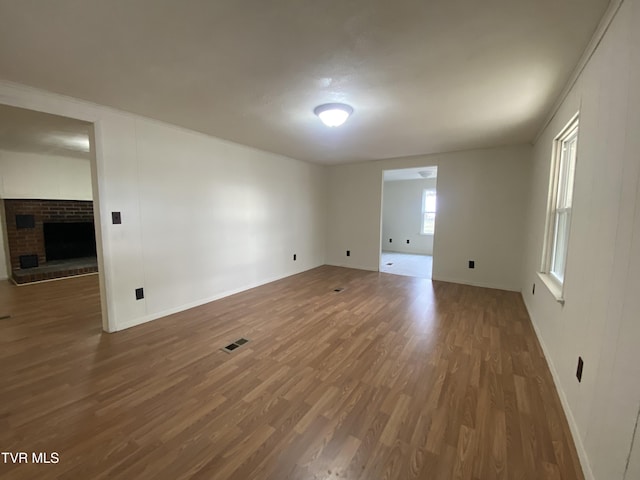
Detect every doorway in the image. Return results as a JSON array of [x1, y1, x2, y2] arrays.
[[0, 103, 103, 326], [380, 166, 438, 279]]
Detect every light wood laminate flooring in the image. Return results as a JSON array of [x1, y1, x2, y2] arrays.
[[0, 266, 583, 479]]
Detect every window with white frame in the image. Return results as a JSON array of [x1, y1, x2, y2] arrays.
[[422, 189, 437, 235], [542, 114, 579, 287]]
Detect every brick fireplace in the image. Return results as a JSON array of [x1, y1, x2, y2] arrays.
[[3, 199, 98, 283]]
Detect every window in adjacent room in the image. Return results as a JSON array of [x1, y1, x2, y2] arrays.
[[541, 113, 579, 292], [421, 189, 437, 235]]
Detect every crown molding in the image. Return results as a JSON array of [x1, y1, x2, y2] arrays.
[[534, 0, 625, 143]]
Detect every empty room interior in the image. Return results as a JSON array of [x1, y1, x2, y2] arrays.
[[1, 1, 639, 479]]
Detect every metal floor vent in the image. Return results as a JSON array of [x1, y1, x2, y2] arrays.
[[333, 287, 344, 293], [221, 337, 250, 353], [0, 315, 11, 320]]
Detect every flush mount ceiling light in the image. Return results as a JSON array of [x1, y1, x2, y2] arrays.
[[314, 103, 353, 127], [418, 168, 438, 179]]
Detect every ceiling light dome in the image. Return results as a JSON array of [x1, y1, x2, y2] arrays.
[[314, 103, 353, 127]]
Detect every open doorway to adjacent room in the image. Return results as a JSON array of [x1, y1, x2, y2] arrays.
[[380, 166, 438, 279], [0, 103, 104, 328]]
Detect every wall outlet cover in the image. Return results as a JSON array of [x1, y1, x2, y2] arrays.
[[135, 287, 144, 300], [577, 356, 584, 382]]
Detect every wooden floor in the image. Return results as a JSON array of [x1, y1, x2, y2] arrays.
[[0, 266, 583, 480]]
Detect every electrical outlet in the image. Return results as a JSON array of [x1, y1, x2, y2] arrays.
[[406, 239, 410, 244], [532, 283, 536, 295], [389, 238, 392, 243], [112, 212, 122, 224], [576, 357, 583, 382], [135, 288, 144, 300], [346, 250, 351, 257], [293, 254, 296, 261], [468, 260, 475, 269]]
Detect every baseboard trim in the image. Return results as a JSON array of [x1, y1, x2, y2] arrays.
[[114, 265, 322, 332], [521, 294, 595, 480], [325, 262, 378, 272], [431, 275, 520, 292]]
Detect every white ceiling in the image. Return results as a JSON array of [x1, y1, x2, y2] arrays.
[[0, 0, 610, 165], [0, 104, 92, 159]]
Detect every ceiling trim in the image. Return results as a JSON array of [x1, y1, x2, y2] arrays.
[[534, 0, 624, 143]]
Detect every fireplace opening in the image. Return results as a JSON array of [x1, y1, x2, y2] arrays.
[[43, 222, 97, 261]]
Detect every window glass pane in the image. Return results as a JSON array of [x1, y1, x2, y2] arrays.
[[557, 153, 567, 208], [423, 212, 435, 235], [422, 190, 436, 213], [551, 210, 570, 282], [425, 193, 436, 213], [565, 134, 577, 206], [422, 189, 437, 234], [557, 130, 577, 209]]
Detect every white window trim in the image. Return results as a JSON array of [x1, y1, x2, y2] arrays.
[[537, 271, 565, 305], [539, 112, 579, 304]]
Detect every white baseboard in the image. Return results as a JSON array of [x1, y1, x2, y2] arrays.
[[521, 295, 595, 480], [325, 262, 378, 272], [431, 275, 520, 292], [114, 265, 322, 332]]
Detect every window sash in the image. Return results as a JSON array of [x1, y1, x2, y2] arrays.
[[422, 189, 436, 235], [422, 212, 435, 235], [542, 114, 578, 289], [550, 208, 571, 282], [556, 127, 578, 210]]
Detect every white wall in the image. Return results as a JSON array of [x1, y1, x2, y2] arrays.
[[382, 178, 436, 255], [0, 81, 327, 332], [132, 120, 327, 325], [0, 150, 92, 200], [520, 1, 640, 479], [326, 145, 531, 291], [627, 413, 640, 480]]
